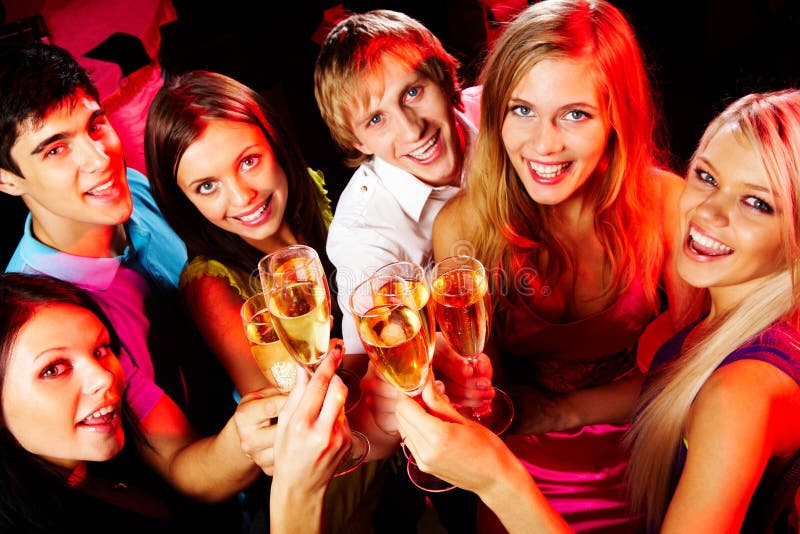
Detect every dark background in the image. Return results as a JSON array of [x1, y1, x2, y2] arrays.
[[2, 0, 799, 267]]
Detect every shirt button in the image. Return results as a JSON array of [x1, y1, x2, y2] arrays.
[[360, 185, 368, 192]]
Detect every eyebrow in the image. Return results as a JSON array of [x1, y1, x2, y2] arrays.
[[353, 75, 427, 125], [29, 109, 106, 156], [33, 326, 109, 363]]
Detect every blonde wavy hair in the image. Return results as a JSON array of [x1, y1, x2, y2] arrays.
[[460, 0, 666, 314], [626, 89, 800, 529]]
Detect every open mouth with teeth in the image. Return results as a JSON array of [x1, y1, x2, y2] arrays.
[[234, 196, 272, 224], [78, 403, 119, 428], [529, 161, 572, 180], [86, 178, 115, 196], [406, 131, 440, 161], [688, 226, 733, 256]]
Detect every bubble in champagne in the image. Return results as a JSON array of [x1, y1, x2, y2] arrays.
[[270, 361, 297, 390]]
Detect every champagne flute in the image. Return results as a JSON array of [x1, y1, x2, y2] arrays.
[[372, 261, 436, 361], [240, 292, 297, 392], [259, 244, 369, 476], [351, 274, 455, 492], [431, 255, 514, 435]]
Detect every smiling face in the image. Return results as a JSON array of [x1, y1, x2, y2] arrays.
[[501, 56, 611, 209], [2, 304, 125, 471], [176, 119, 290, 252], [1, 90, 131, 238], [348, 54, 464, 187], [677, 124, 785, 310]]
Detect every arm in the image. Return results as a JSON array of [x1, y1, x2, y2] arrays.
[[430, 198, 497, 404], [661, 359, 800, 532], [432, 195, 468, 263], [269, 346, 352, 533], [136, 391, 266, 502], [508, 372, 644, 435], [183, 275, 269, 396], [396, 381, 573, 534]]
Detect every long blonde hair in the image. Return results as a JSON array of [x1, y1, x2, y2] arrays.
[[460, 0, 665, 313], [626, 89, 800, 529]]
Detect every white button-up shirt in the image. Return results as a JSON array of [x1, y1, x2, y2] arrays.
[[327, 87, 481, 354]]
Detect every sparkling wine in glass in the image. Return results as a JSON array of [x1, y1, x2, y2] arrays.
[[372, 261, 436, 361], [240, 292, 297, 392], [259, 245, 369, 476], [351, 274, 454, 492], [431, 255, 514, 435]]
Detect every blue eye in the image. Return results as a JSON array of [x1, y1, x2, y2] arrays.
[[369, 115, 382, 126], [564, 110, 589, 121], [695, 169, 717, 187], [407, 87, 420, 98], [511, 105, 532, 117], [744, 196, 774, 214]]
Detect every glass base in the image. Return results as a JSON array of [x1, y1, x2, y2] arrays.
[[334, 430, 370, 477], [403, 446, 455, 492], [454, 386, 514, 435]]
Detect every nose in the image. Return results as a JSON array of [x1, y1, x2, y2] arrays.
[[82, 357, 115, 396], [694, 190, 730, 227], [534, 120, 565, 155], [77, 135, 110, 173], [228, 176, 256, 207], [394, 109, 425, 143]]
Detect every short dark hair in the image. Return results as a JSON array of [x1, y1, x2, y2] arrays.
[[0, 42, 99, 175]]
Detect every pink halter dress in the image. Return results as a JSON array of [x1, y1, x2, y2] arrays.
[[485, 275, 653, 533]]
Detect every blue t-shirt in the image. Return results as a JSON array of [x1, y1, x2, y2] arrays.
[[6, 168, 187, 420]]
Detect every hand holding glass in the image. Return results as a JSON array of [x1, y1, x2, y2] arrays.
[[431, 255, 514, 435], [351, 273, 454, 492], [259, 245, 369, 476]]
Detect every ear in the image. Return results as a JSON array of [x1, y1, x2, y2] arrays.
[[0, 168, 25, 197], [352, 142, 373, 156]]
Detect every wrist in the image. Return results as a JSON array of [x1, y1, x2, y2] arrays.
[[481, 453, 534, 509], [270, 481, 325, 532]]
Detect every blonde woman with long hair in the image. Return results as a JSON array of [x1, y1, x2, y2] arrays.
[[431, 0, 694, 530], [397, 89, 800, 533]]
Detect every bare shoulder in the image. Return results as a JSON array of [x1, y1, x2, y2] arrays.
[[433, 194, 469, 261], [650, 167, 685, 240], [692, 358, 800, 441], [182, 273, 239, 312], [651, 167, 685, 204]]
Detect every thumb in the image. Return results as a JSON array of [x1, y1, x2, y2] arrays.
[[420, 380, 466, 424]]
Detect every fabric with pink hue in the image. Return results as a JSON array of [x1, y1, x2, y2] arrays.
[[38, 0, 176, 98], [103, 63, 165, 175], [484, 276, 654, 532]]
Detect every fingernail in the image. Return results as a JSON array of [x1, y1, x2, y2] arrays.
[[476, 378, 491, 390], [434, 380, 445, 393]]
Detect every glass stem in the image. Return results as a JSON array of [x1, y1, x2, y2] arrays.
[[468, 357, 493, 418]]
